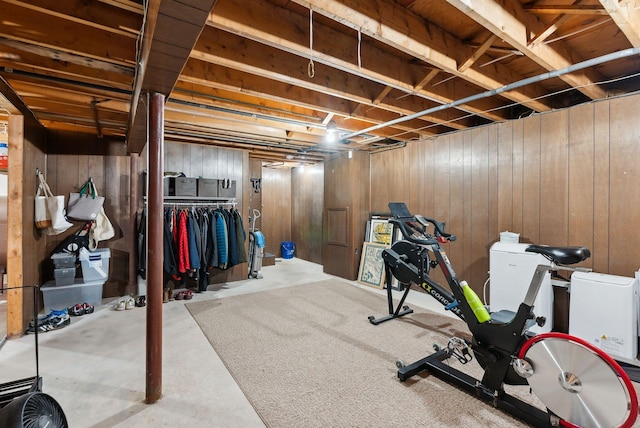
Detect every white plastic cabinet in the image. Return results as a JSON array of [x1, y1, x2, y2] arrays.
[[489, 242, 553, 334]]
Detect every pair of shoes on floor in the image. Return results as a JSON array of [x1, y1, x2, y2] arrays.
[[163, 288, 175, 303], [67, 302, 94, 316], [27, 309, 70, 333], [175, 290, 193, 300], [135, 296, 146, 307], [29, 309, 67, 328], [115, 296, 135, 311]]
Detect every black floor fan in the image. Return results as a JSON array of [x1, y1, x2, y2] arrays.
[[0, 286, 68, 428], [0, 392, 67, 427]]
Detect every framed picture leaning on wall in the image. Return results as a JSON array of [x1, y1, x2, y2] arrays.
[[368, 219, 393, 245], [357, 242, 388, 289]]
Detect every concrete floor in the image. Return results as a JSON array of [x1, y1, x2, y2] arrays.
[[0, 258, 451, 427]]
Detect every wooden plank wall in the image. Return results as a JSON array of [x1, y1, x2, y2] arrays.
[[46, 131, 130, 298], [261, 166, 292, 257], [46, 138, 250, 298], [370, 93, 640, 296], [323, 151, 370, 280], [291, 164, 323, 264]]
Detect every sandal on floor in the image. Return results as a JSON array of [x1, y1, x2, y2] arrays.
[[83, 302, 94, 314], [175, 291, 185, 300], [135, 296, 146, 307], [184, 290, 193, 300]]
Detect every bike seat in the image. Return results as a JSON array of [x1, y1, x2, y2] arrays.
[[525, 245, 590, 265]]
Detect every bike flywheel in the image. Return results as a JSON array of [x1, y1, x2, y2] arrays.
[[518, 333, 638, 428]]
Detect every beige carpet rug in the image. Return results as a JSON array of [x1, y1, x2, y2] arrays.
[[186, 279, 540, 427]]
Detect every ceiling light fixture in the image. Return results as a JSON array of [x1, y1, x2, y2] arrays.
[[325, 120, 338, 143]]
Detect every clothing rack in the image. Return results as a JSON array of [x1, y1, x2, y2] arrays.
[[163, 200, 237, 208], [144, 196, 237, 208]]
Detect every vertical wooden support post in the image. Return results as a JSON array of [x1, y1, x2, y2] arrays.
[[146, 93, 164, 403], [129, 153, 138, 292], [6, 115, 23, 337]]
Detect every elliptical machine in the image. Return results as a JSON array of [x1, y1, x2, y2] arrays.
[[370, 202, 638, 428], [248, 209, 265, 279]]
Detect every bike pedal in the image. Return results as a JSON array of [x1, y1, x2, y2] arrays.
[[447, 337, 473, 364]]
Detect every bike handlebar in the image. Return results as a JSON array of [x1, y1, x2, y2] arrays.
[[390, 215, 456, 246]]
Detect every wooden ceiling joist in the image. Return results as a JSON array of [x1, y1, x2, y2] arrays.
[[292, 0, 554, 113], [445, 0, 608, 100], [599, 0, 640, 46], [207, 0, 513, 123]]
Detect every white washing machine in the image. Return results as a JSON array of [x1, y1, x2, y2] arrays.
[[489, 242, 553, 334], [569, 271, 638, 361]]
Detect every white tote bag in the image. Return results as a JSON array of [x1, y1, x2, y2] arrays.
[[88, 184, 115, 249], [36, 172, 73, 235], [89, 207, 115, 249], [35, 175, 52, 229]]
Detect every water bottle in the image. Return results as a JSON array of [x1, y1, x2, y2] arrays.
[[461, 280, 490, 323]]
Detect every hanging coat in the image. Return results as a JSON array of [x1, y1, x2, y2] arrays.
[[233, 209, 247, 263]]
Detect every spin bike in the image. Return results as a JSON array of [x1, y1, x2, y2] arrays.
[[369, 202, 638, 428]]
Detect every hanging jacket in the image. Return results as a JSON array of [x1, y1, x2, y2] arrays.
[[226, 209, 239, 267], [177, 210, 190, 273], [163, 209, 178, 275], [208, 211, 220, 268], [215, 211, 228, 268], [233, 209, 247, 263], [136, 209, 147, 279], [188, 212, 201, 270]]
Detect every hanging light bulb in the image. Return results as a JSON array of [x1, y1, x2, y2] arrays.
[[325, 120, 338, 143]]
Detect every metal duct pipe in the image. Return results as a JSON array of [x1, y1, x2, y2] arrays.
[[343, 47, 640, 142]]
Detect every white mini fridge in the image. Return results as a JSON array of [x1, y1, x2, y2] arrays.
[[489, 242, 553, 333], [569, 271, 638, 361]]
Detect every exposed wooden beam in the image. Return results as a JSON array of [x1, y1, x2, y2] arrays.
[[126, 0, 218, 153], [524, 4, 609, 15], [192, 28, 476, 130], [207, 0, 515, 122], [291, 0, 553, 112], [372, 86, 393, 105], [528, 14, 572, 46], [0, 37, 134, 75], [0, 76, 42, 127], [446, 0, 608, 100], [414, 69, 441, 92], [0, 1, 137, 66], [2, 0, 143, 38], [599, 0, 640, 46], [458, 33, 497, 72]]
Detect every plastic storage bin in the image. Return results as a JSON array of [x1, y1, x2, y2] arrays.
[[79, 248, 111, 282], [54, 267, 76, 286], [41, 279, 104, 313], [281, 241, 295, 259], [51, 252, 76, 269]]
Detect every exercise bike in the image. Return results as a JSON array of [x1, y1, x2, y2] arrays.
[[369, 202, 638, 428]]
